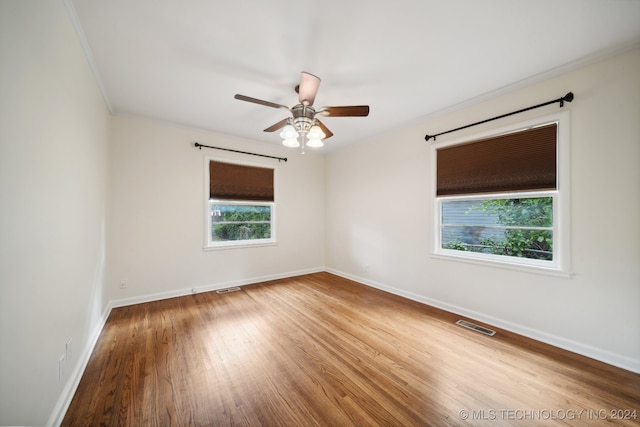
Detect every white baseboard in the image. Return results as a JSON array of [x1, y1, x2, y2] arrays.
[[326, 268, 640, 374], [110, 267, 325, 308], [47, 303, 113, 427]]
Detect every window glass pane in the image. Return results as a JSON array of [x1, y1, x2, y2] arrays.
[[441, 197, 553, 261], [211, 203, 272, 242]]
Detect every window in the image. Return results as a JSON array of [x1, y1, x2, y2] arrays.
[[440, 193, 555, 264], [205, 158, 276, 249], [433, 112, 570, 275]]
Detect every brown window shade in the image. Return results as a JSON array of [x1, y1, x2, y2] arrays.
[[437, 123, 557, 196], [209, 161, 274, 201]]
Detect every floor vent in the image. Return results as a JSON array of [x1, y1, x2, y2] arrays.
[[456, 320, 496, 336], [216, 286, 242, 294]]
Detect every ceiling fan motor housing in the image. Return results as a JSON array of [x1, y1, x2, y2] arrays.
[[291, 104, 316, 133]]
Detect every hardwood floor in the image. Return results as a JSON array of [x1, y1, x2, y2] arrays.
[[62, 273, 640, 426]]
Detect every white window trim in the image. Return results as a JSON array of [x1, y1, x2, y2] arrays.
[[430, 111, 571, 277], [203, 155, 278, 251]]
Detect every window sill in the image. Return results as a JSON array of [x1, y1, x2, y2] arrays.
[[430, 252, 573, 279], [204, 241, 278, 251]]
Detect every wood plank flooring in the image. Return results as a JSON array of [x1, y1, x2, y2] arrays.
[[62, 272, 640, 426]]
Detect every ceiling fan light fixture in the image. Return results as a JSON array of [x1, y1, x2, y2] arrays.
[[234, 71, 369, 152]]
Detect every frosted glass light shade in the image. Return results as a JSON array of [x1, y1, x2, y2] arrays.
[[306, 138, 324, 148], [306, 125, 325, 147], [279, 124, 299, 139], [280, 124, 300, 147], [307, 125, 325, 140], [282, 138, 300, 147]]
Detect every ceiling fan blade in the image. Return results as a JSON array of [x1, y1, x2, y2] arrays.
[[319, 105, 370, 117], [297, 72, 321, 106], [315, 120, 334, 139], [234, 94, 289, 110], [263, 118, 289, 132]]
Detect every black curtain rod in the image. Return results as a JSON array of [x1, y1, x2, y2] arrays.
[[194, 142, 287, 162], [424, 92, 574, 142]]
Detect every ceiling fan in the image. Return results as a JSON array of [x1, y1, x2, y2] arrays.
[[234, 72, 369, 151]]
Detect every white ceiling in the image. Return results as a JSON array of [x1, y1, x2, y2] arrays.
[[68, 0, 640, 151]]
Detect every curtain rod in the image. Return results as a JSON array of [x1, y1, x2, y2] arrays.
[[194, 142, 287, 162], [424, 92, 574, 142]]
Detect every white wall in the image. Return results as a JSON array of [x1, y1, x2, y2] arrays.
[[0, 1, 111, 426], [326, 47, 640, 372], [107, 116, 325, 304]]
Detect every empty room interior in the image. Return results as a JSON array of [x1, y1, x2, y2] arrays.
[[1, 1, 640, 426]]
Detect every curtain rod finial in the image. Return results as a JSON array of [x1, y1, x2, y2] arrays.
[[425, 134, 433, 142], [560, 92, 574, 107]]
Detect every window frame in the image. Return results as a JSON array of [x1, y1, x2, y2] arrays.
[[431, 111, 571, 277], [204, 155, 277, 250]]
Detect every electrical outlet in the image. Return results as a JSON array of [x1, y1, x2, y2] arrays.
[[59, 354, 66, 380]]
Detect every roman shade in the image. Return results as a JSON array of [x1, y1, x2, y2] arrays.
[[209, 160, 274, 201], [436, 123, 557, 196]]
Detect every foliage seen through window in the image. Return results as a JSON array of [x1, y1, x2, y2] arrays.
[[442, 197, 553, 261], [211, 203, 272, 242]]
